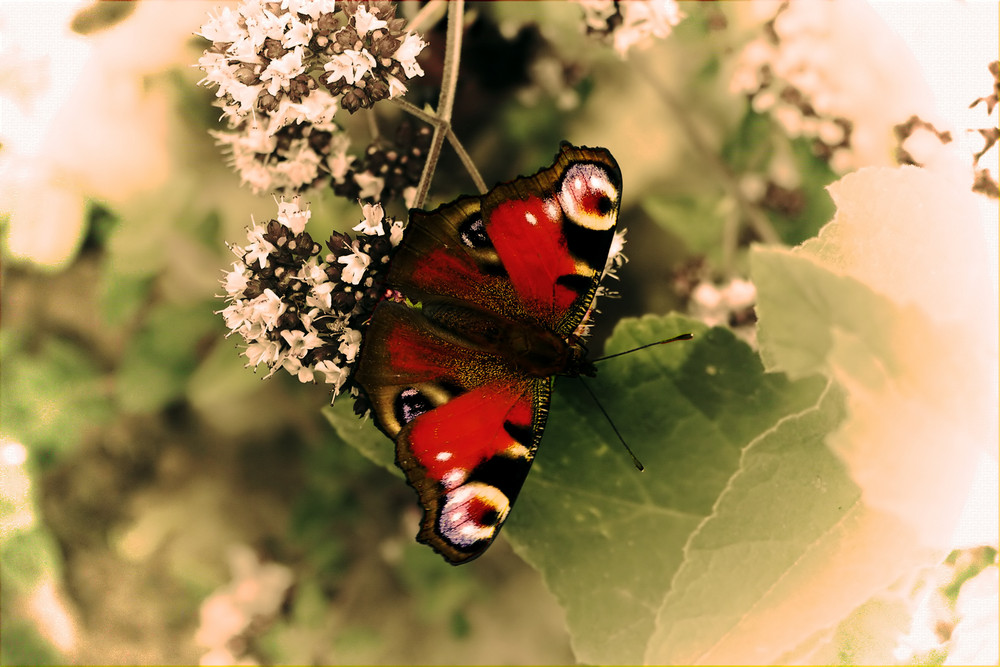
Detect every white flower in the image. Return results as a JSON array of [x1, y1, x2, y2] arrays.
[[275, 198, 310, 234], [389, 216, 405, 246], [199, 7, 244, 43], [273, 138, 323, 190], [353, 202, 385, 236], [315, 359, 348, 392], [386, 74, 408, 99], [306, 280, 334, 310], [243, 225, 275, 268], [260, 48, 304, 96], [324, 49, 376, 86], [281, 328, 323, 358], [338, 327, 362, 362], [613, 0, 683, 57], [282, 17, 313, 49], [283, 355, 316, 382], [251, 289, 287, 331], [245, 338, 282, 367], [284, 89, 340, 126], [220, 300, 251, 334], [338, 244, 371, 284], [353, 171, 384, 200], [353, 4, 387, 34], [281, 0, 337, 20], [394, 33, 426, 78], [222, 262, 250, 297]]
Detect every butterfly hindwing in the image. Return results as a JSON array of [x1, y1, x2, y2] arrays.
[[357, 300, 551, 563], [356, 144, 622, 563]]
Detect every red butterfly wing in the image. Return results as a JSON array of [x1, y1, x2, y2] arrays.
[[356, 144, 622, 563], [481, 144, 622, 333], [358, 300, 550, 563]]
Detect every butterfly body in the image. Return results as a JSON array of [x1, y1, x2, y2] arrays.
[[356, 144, 621, 563]]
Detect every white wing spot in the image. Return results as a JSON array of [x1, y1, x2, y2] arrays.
[[525, 212, 537, 225], [436, 451, 453, 461]]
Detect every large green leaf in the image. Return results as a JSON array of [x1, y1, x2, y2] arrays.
[[503, 314, 828, 664], [751, 166, 997, 551]]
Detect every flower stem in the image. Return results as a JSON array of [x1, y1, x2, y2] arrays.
[[406, 0, 446, 35], [412, 0, 464, 210], [393, 98, 487, 195]]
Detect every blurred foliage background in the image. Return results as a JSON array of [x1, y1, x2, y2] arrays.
[[1, 1, 997, 665]]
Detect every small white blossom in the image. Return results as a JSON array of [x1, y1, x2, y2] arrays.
[[251, 289, 287, 331], [243, 225, 275, 269], [282, 18, 313, 49], [386, 74, 408, 99], [260, 48, 305, 96], [245, 338, 283, 368], [281, 328, 323, 358], [324, 50, 376, 87], [276, 198, 311, 234], [307, 280, 335, 310], [338, 327, 362, 362], [220, 301, 251, 335], [338, 245, 371, 284], [354, 171, 384, 200], [353, 4, 388, 34], [223, 262, 251, 296], [389, 216, 405, 246], [394, 33, 427, 78], [353, 202, 385, 236], [316, 359, 349, 394]]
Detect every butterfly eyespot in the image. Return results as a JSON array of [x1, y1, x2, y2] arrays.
[[558, 163, 619, 231], [395, 387, 433, 425], [459, 215, 492, 249], [438, 482, 511, 548]]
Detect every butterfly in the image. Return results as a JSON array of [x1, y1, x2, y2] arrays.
[[355, 143, 622, 564]]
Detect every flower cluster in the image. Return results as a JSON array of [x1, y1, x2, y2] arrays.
[[195, 545, 293, 666], [674, 258, 757, 344], [729, 3, 857, 173], [577, 0, 683, 58], [331, 120, 432, 206], [220, 198, 402, 401], [197, 0, 427, 194]]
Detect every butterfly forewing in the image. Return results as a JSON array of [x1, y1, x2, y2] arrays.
[[356, 144, 621, 563]]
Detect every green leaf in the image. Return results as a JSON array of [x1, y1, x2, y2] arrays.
[[323, 397, 399, 477], [503, 314, 828, 664]]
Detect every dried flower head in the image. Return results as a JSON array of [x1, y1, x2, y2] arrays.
[[220, 197, 402, 403]]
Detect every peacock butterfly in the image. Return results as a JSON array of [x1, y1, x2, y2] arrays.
[[355, 143, 622, 564]]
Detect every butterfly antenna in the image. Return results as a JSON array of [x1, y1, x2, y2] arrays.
[[577, 377, 644, 472], [591, 333, 693, 363]]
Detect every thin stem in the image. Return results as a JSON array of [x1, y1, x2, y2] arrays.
[[392, 99, 487, 195], [366, 108, 380, 142], [406, 0, 446, 35], [635, 60, 781, 272], [412, 0, 464, 210], [446, 128, 487, 195]]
